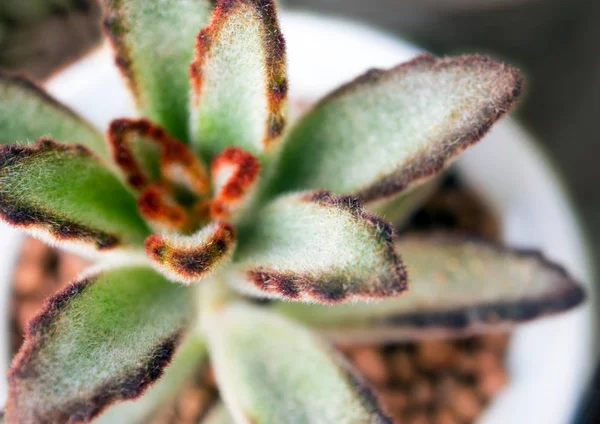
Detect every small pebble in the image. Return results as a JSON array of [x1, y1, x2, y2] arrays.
[[404, 411, 430, 424], [377, 389, 409, 416], [479, 367, 509, 399], [410, 379, 433, 406], [455, 352, 478, 377], [389, 350, 415, 382], [58, 253, 89, 284], [475, 350, 502, 375], [433, 408, 460, 424], [13, 265, 45, 297], [350, 346, 389, 386], [480, 333, 510, 353], [17, 299, 41, 329], [452, 384, 482, 422], [416, 340, 457, 371], [20, 238, 50, 263]]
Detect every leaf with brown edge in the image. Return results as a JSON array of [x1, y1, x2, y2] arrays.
[[146, 222, 236, 284], [6, 265, 196, 424], [96, 335, 207, 423], [0, 71, 108, 158], [224, 190, 407, 304], [108, 118, 209, 195], [274, 234, 586, 343], [103, 0, 213, 141], [268, 54, 524, 206], [210, 146, 261, 222], [202, 301, 391, 424], [190, 0, 287, 159], [0, 139, 149, 255]]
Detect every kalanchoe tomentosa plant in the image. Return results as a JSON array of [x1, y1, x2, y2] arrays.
[[0, 0, 586, 423]]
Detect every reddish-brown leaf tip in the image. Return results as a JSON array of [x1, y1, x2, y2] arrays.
[[145, 222, 236, 284], [210, 147, 261, 220], [108, 118, 209, 194], [137, 185, 189, 232]]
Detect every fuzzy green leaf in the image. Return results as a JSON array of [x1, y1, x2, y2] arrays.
[[226, 191, 406, 304], [0, 71, 107, 157], [275, 234, 586, 342], [203, 302, 391, 424], [145, 222, 237, 284], [269, 54, 523, 203], [201, 403, 235, 424], [6, 265, 197, 424], [190, 0, 287, 159], [97, 335, 207, 423], [103, 0, 213, 141], [0, 139, 149, 254]]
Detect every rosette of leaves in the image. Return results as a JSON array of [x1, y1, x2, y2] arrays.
[[0, 1, 585, 423]]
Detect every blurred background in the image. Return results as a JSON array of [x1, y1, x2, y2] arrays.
[[1, 0, 598, 421]]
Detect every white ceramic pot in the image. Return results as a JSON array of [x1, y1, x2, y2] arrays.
[[0, 11, 596, 424]]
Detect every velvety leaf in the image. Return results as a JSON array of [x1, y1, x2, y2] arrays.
[[103, 0, 213, 141], [225, 191, 407, 304], [146, 222, 236, 284], [200, 403, 235, 424], [96, 335, 207, 423], [0, 139, 149, 254], [0, 71, 107, 157], [269, 54, 523, 203], [274, 234, 586, 342], [209, 147, 261, 222], [6, 265, 197, 424], [202, 302, 391, 424], [190, 0, 287, 159]]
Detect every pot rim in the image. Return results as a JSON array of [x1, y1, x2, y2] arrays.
[[0, 10, 595, 424]]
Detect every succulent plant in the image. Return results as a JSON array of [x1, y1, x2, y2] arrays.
[[0, 0, 586, 423]]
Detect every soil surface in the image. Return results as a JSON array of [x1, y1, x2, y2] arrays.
[[10, 176, 509, 423]]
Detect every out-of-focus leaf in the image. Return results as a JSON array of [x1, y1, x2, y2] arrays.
[[0, 72, 107, 157], [103, 0, 213, 141], [6, 265, 197, 423], [275, 234, 586, 342], [0, 139, 149, 254], [226, 191, 406, 304], [269, 54, 523, 204], [203, 302, 391, 424], [190, 0, 287, 159]]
